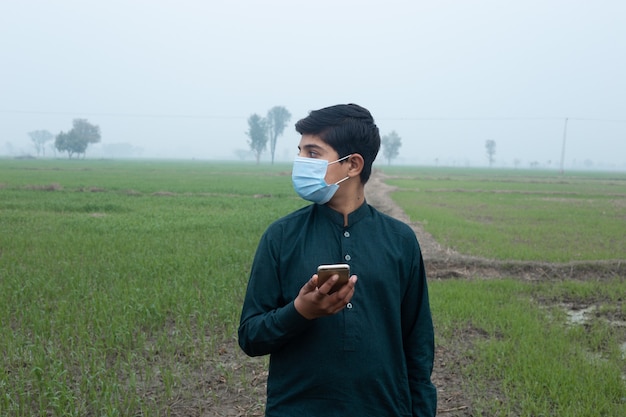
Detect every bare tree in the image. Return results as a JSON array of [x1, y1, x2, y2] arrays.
[[28, 130, 54, 157]]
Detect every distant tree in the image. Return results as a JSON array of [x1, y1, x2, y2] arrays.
[[55, 119, 101, 159], [55, 131, 86, 159], [246, 114, 268, 164], [266, 106, 291, 164], [485, 139, 496, 167], [381, 130, 402, 165], [28, 130, 54, 157]]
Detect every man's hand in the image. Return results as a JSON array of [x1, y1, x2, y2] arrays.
[[293, 273, 357, 320]]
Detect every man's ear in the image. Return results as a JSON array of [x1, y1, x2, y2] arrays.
[[347, 154, 364, 178]]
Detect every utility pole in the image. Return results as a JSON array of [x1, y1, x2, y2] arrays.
[[559, 117, 568, 174]]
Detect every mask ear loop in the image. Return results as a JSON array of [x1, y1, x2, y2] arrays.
[[331, 154, 354, 185], [329, 154, 353, 165]]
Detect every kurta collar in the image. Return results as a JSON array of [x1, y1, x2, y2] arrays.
[[316, 201, 370, 227]]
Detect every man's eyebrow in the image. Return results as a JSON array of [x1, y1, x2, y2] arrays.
[[300, 144, 324, 151]]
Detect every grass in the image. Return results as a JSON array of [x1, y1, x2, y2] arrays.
[[430, 278, 626, 416], [0, 159, 302, 415], [382, 167, 626, 262], [0, 159, 624, 416]]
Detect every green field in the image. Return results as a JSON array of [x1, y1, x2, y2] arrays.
[[383, 166, 626, 262], [1, 160, 624, 416]]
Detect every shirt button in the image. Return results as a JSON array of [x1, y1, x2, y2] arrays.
[[344, 231, 350, 238], [344, 254, 351, 261], [346, 303, 353, 309]]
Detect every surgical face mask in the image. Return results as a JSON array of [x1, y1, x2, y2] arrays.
[[292, 154, 351, 204]]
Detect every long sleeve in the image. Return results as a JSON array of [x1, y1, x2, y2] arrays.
[[402, 242, 437, 416], [238, 228, 313, 357]]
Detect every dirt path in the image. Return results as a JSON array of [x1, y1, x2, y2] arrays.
[[365, 171, 453, 262], [365, 171, 475, 416]]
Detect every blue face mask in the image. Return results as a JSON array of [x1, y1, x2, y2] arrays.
[[292, 155, 351, 204]]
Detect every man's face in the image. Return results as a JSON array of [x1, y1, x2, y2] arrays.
[[297, 134, 347, 185]]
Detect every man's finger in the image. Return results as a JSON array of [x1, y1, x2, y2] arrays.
[[317, 273, 339, 295], [301, 274, 319, 293]]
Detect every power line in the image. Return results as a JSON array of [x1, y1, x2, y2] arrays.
[[0, 109, 244, 120], [381, 116, 626, 123], [567, 117, 626, 123], [382, 116, 562, 121]]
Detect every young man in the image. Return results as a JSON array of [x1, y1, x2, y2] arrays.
[[238, 104, 437, 416]]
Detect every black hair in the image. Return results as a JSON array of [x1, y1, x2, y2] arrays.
[[294, 103, 380, 184]]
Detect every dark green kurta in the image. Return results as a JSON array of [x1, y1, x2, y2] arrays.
[[238, 202, 436, 416]]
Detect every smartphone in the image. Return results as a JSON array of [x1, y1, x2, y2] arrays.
[[317, 264, 350, 294]]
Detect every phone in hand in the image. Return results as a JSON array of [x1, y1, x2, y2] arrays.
[[317, 264, 350, 294]]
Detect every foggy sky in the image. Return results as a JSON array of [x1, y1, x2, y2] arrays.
[[1, 0, 625, 169]]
